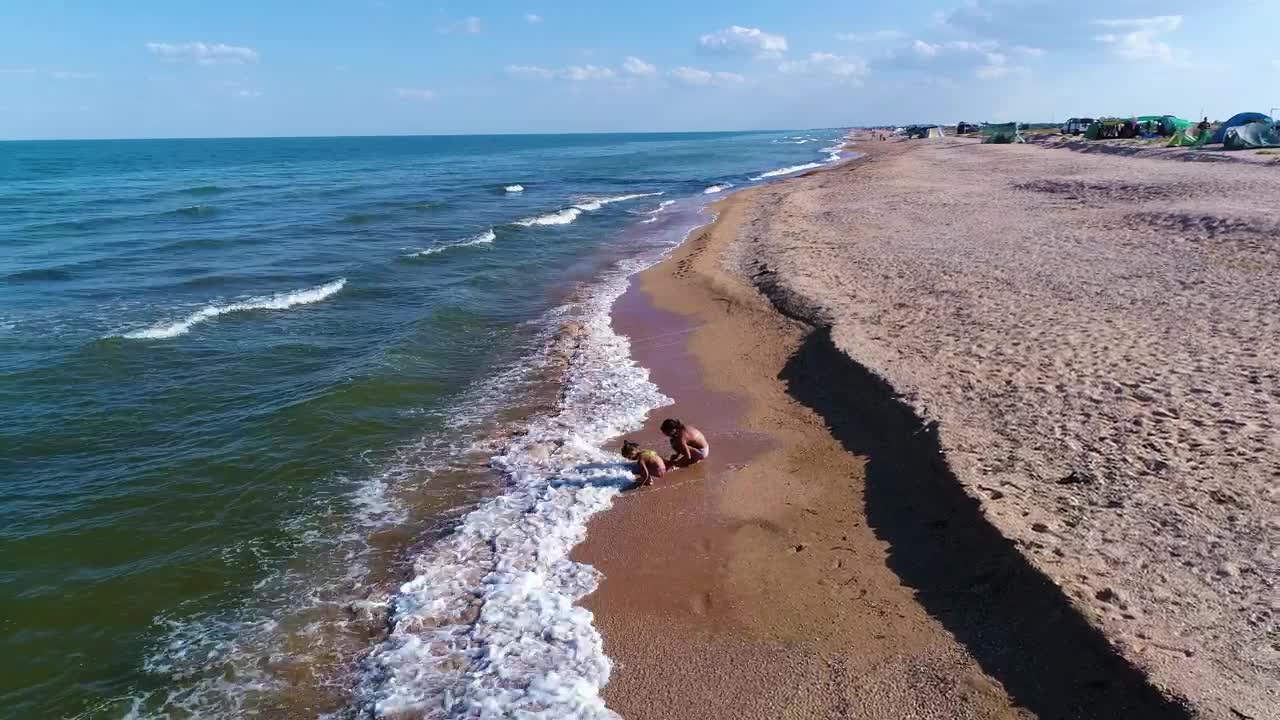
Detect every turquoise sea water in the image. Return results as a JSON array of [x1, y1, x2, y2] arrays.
[[0, 131, 846, 718]]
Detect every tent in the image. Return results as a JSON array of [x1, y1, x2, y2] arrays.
[[1223, 122, 1280, 150], [905, 125, 945, 139], [1211, 112, 1273, 144], [1086, 119, 1137, 140], [1167, 125, 1210, 147], [982, 122, 1024, 144]]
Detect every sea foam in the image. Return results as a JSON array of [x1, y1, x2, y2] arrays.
[[361, 256, 670, 719], [516, 207, 583, 227], [119, 279, 346, 339], [405, 229, 497, 257], [505, 185, 525, 193], [703, 183, 733, 194], [515, 193, 663, 228], [749, 162, 825, 181]]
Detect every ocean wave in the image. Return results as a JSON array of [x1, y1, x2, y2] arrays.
[[703, 183, 734, 194], [179, 185, 225, 196], [515, 193, 662, 228], [171, 205, 218, 218], [571, 192, 663, 212], [117, 279, 347, 340], [504, 185, 525, 193], [362, 256, 670, 719], [749, 162, 825, 181], [5, 267, 74, 283], [404, 229, 497, 257], [515, 207, 583, 227]]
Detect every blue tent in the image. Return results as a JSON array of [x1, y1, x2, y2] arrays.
[[1211, 112, 1273, 144]]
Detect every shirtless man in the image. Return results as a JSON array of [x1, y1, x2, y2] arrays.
[[660, 418, 709, 466]]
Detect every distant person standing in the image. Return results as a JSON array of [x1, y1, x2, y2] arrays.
[[661, 418, 709, 466]]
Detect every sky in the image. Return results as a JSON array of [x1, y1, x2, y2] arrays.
[[1, 0, 1278, 139]]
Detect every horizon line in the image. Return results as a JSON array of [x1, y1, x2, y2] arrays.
[[0, 127, 854, 143]]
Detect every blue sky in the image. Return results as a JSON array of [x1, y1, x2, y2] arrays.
[[1, 0, 1277, 139]]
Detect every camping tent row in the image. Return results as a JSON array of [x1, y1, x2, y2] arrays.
[[1083, 112, 1277, 149], [900, 125, 946, 139]]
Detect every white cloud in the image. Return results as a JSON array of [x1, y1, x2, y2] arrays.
[[622, 56, 657, 77], [505, 63, 615, 81], [440, 16, 483, 34], [1013, 45, 1047, 57], [49, 70, 98, 80], [973, 50, 1025, 79], [913, 40, 940, 58], [697, 26, 788, 59], [836, 29, 905, 43], [145, 41, 259, 65], [394, 87, 436, 101], [505, 64, 555, 79], [562, 64, 615, 81], [669, 66, 746, 87], [2, 67, 97, 79], [236, 89, 263, 98], [779, 52, 869, 83], [1094, 15, 1182, 31], [1094, 16, 1184, 62], [525, 13, 542, 24]]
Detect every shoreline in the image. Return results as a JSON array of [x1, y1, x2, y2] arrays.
[[579, 143, 1028, 718], [579, 138, 1202, 717]]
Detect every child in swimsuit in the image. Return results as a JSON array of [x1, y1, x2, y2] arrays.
[[660, 418, 709, 466], [621, 440, 666, 486]]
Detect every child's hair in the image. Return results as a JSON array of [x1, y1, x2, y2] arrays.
[[620, 440, 639, 459], [660, 418, 683, 435]]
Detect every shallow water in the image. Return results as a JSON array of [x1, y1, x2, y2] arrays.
[[0, 130, 846, 718]]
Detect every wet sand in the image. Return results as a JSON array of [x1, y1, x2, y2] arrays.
[[575, 140, 1191, 718]]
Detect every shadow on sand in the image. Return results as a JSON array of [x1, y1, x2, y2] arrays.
[[779, 325, 1193, 720]]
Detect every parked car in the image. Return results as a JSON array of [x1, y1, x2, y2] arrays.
[[1061, 117, 1095, 135]]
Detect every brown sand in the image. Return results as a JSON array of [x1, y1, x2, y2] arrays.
[[703, 136, 1276, 718], [576, 140, 1194, 719]]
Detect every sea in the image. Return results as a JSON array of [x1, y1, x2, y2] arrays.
[[0, 130, 848, 719]]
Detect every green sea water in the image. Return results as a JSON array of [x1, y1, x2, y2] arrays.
[[0, 131, 847, 717]]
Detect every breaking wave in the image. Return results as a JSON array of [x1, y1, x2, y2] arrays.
[[116, 279, 347, 340]]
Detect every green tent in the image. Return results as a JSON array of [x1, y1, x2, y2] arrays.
[[1223, 122, 1280, 149], [1134, 115, 1190, 135], [982, 122, 1024, 144], [1167, 125, 1210, 147]]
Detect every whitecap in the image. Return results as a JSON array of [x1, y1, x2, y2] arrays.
[[515, 193, 663, 228], [515, 207, 583, 227], [571, 192, 663, 212], [405, 229, 497, 257], [703, 183, 733, 194], [749, 162, 825, 181], [505, 185, 525, 193], [118, 279, 347, 339]]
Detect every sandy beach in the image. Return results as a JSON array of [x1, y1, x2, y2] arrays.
[[581, 136, 1278, 718]]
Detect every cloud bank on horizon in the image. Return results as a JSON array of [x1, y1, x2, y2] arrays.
[[1, 0, 1276, 138]]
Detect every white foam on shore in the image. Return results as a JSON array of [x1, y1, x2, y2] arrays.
[[505, 185, 525, 193], [750, 162, 825, 181], [360, 256, 670, 719], [405, 229, 497, 257], [703, 183, 734, 194], [118, 279, 347, 339]]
